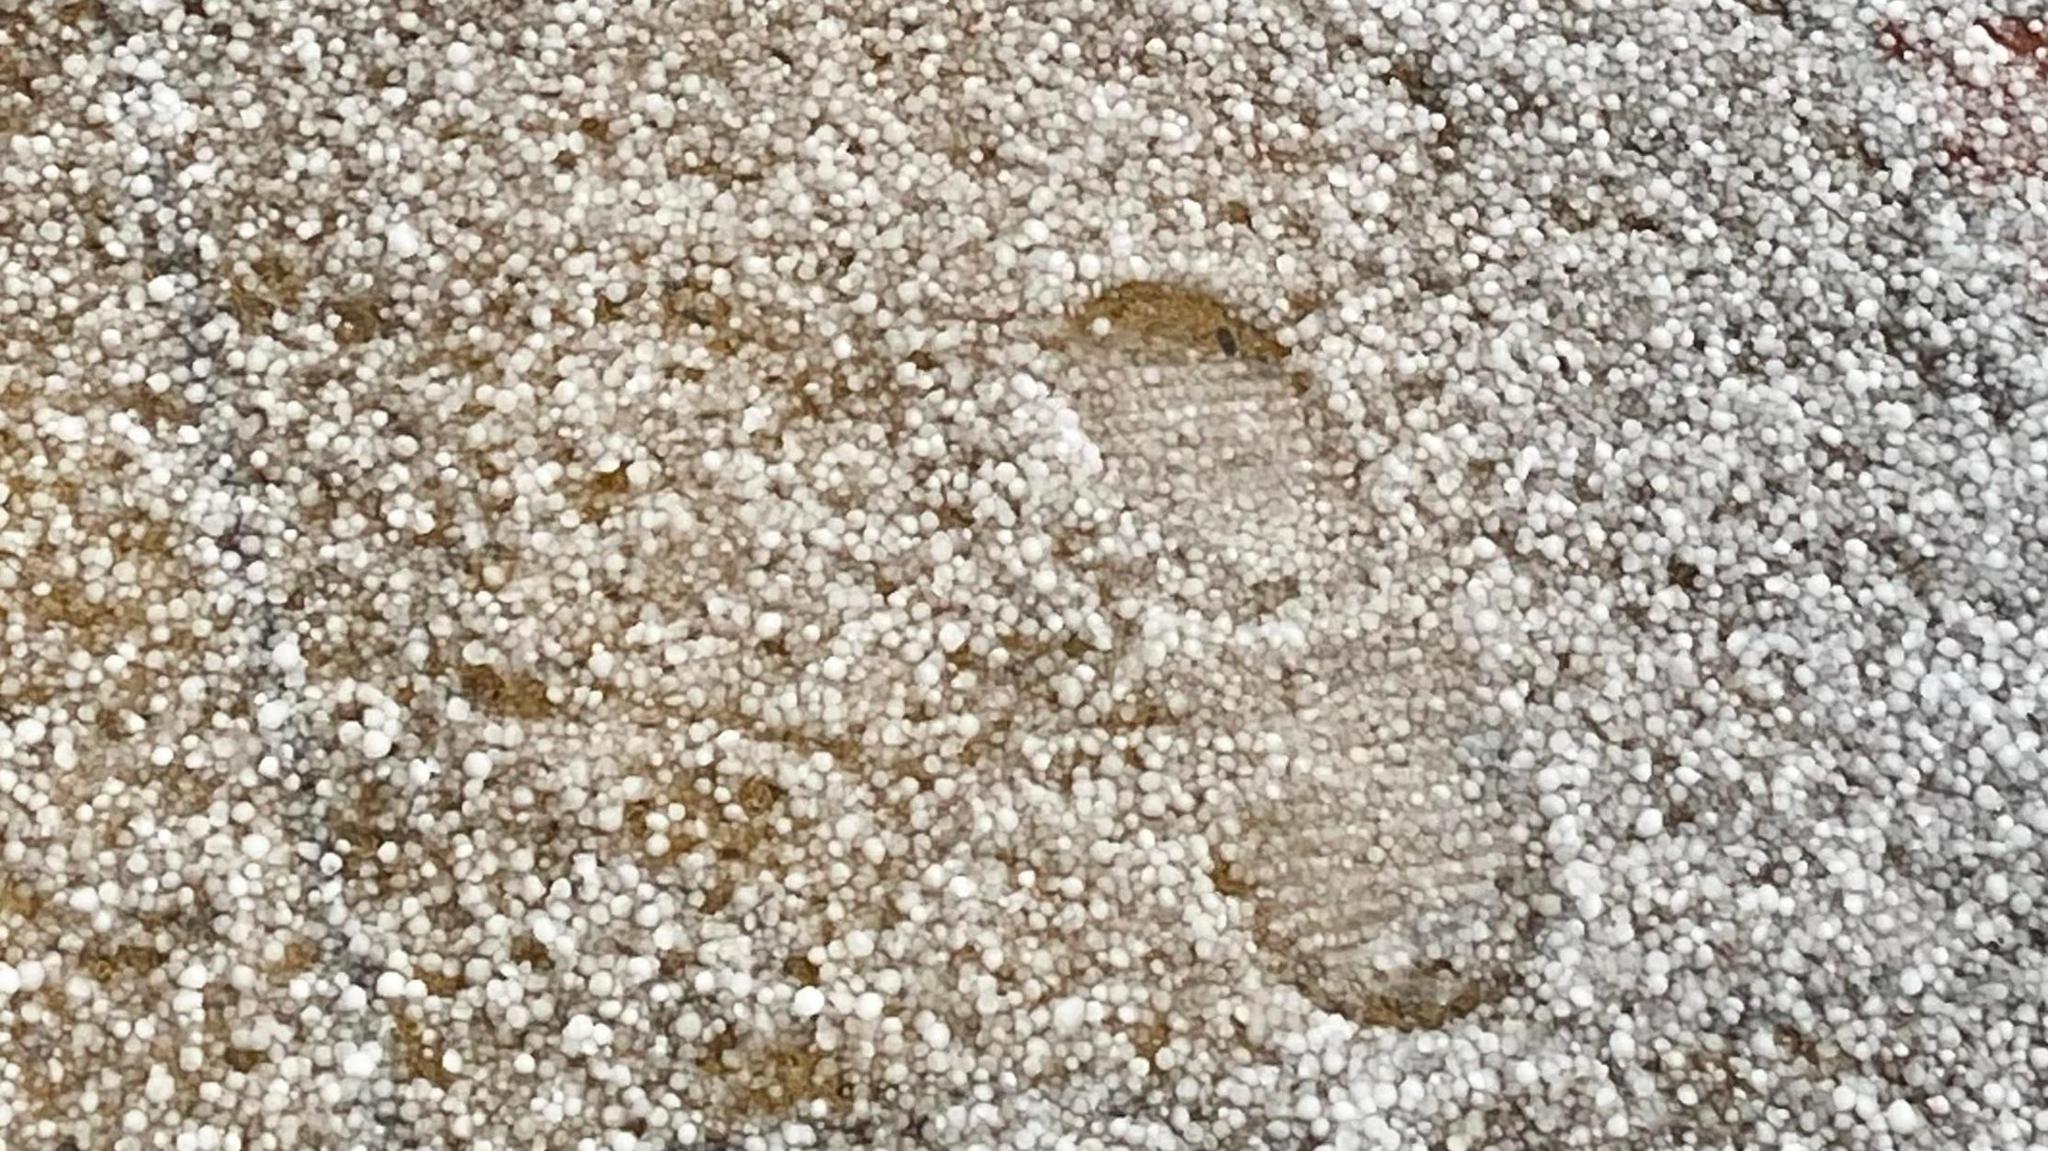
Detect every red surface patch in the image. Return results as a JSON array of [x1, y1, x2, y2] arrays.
[[1877, 15, 2048, 187]]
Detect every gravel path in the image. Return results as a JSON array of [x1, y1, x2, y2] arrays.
[[3, 1, 2046, 1148]]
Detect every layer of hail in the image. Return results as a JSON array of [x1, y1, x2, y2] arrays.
[[2, 2, 2046, 1150]]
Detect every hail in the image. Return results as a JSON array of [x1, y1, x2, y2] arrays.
[[3, 0, 2047, 1149], [2, 2, 410, 1147]]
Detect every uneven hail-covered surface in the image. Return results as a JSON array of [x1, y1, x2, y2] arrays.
[[3, 0, 2048, 1147]]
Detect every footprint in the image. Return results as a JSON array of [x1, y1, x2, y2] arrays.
[[1049, 281, 1531, 1029]]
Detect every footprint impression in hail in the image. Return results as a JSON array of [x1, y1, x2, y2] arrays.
[[1031, 282, 1534, 1032]]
